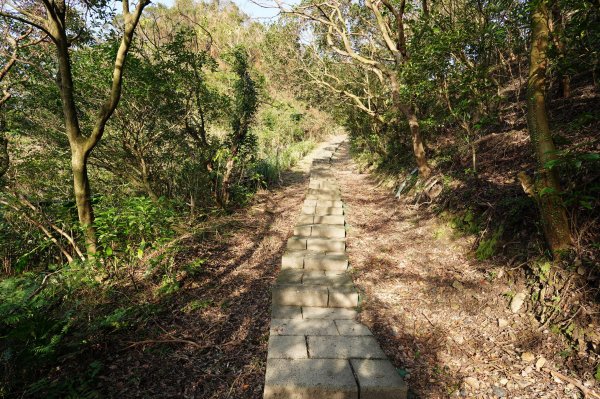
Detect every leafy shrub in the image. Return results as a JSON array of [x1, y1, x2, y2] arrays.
[[450, 208, 480, 235], [253, 140, 315, 186], [476, 226, 504, 260], [0, 265, 98, 394], [94, 196, 176, 264]]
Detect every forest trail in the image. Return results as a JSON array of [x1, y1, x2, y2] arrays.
[[264, 136, 408, 398]]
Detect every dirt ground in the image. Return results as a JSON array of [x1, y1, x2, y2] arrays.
[[95, 137, 598, 399], [333, 141, 599, 399], [95, 147, 322, 398]]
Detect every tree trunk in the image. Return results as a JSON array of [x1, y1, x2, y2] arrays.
[[220, 156, 235, 206], [559, 75, 570, 98], [139, 156, 159, 202], [405, 107, 431, 178], [398, 102, 431, 178], [0, 132, 8, 179], [526, 0, 572, 255], [71, 148, 97, 255], [390, 75, 432, 178]]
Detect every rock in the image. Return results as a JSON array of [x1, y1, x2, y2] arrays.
[[499, 378, 509, 386], [510, 292, 527, 313], [498, 318, 509, 329], [535, 357, 546, 371], [521, 352, 535, 362], [492, 385, 507, 397], [577, 266, 585, 276], [452, 280, 465, 290], [465, 377, 480, 390]]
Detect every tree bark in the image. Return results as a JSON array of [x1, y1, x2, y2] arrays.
[[0, 132, 8, 179], [526, 0, 572, 255], [390, 75, 432, 178], [402, 104, 432, 178], [0, 114, 8, 179], [220, 156, 235, 206], [71, 148, 97, 254]]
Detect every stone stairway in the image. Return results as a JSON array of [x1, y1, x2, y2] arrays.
[[263, 138, 408, 399]]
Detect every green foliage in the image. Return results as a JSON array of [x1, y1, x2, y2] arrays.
[[253, 140, 315, 186], [95, 196, 175, 264], [0, 266, 97, 391], [544, 150, 600, 210], [476, 226, 504, 260], [450, 209, 480, 235]]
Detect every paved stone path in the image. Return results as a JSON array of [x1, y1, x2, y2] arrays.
[[263, 137, 408, 399]]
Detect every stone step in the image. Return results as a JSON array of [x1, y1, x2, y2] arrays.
[[313, 215, 345, 225], [303, 199, 344, 208], [286, 236, 346, 252], [264, 356, 407, 399], [302, 206, 345, 216], [276, 270, 353, 287], [296, 214, 345, 225], [306, 194, 342, 201], [308, 181, 340, 190], [281, 250, 348, 270], [307, 237, 346, 252], [307, 335, 387, 359], [271, 305, 358, 320], [293, 224, 346, 238], [308, 188, 341, 196], [264, 358, 358, 399], [350, 359, 409, 399], [272, 285, 359, 308], [270, 318, 339, 336], [309, 178, 337, 185], [311, 166, 331, 172]]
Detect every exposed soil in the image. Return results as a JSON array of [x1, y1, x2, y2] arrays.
[[334, 141, 599, 398], [88, 145, 327, 399]]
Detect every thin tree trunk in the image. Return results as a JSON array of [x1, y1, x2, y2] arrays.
[[404, 106, 432, 178], [390, 75, 432, 178], [220, 157, 235, 206], [139, 156, 159, 202], [71, 149, 97, 254], [526, 0, 572, 255], [0, 132, 8, 179]]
